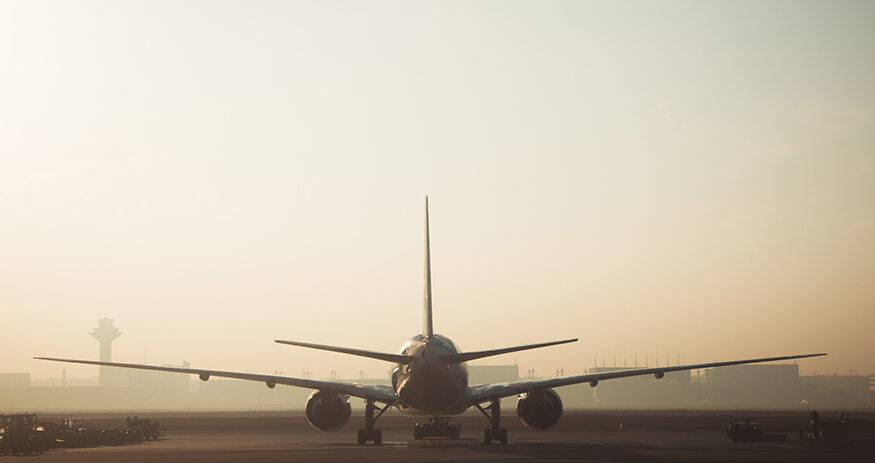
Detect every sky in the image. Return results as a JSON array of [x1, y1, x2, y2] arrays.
[[1, 0, 873, 382]]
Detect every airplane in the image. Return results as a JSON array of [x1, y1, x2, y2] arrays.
[[37, 196, 826, 445]]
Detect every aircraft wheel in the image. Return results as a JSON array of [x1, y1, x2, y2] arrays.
[[499, 428, 508, 444], [357, 429, 366, 445], [374, 430, 382, 445]]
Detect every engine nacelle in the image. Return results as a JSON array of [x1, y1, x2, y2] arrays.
[[516, 388, 563, 430], [305, 390, 351, 431]]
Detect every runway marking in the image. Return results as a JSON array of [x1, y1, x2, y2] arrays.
[[765, 443, 795, 449], [381, 442, 409, 448], [632, 440, 668, 447]]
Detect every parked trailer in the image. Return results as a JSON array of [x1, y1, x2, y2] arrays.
[[413, 417, 461, 440], [60, 418, 101, 448], [726, 421, 786, 443], [0, 414, 44, 456], [98, 428, 126, 446], [33, 422, 73, 449], [127, 416, 160, 440]]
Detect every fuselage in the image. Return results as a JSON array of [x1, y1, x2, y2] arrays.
[[392, 334, 470, 415]]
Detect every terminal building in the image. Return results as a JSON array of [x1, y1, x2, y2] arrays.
[[469, 364, 519, 385], [703, 364, 803, 408], [584, 367, 693, 409]]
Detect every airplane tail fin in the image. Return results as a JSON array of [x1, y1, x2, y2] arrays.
[[423, 195, 434, 338], [440, 338, 578, 364]]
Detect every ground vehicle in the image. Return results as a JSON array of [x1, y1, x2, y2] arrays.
[[98, 428, 125, 445], [727, 421, 786, 443], [60, 418, 100, 447], [0, 414, 44, 455], [803, 411, 849, 445], [127, 416, 160, 440], [414, 417, 461, 440]]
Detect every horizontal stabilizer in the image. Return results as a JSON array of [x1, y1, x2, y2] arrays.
[[440, 338, 578, 364], [275, 339, 414, 364]]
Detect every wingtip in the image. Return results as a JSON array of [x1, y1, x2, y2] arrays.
[[795, 353, 827, 359]]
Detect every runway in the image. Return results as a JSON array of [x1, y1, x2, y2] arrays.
[[23, 410, 875, 462]]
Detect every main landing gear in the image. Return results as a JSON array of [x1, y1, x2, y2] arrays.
[[413, 416, 461, 439], [474, 398, 508, 444], [357, 399, 391, 445]]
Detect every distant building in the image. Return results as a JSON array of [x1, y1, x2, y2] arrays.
[[90, 318, 122, 387], [588, 367, 691, 383], [469, 365, 519, 385], [586, 367, 693, 408], [0, 373, 31, 388], [704, 364, 803, 408], [706, 364, 799, 388], [804, 374, 871, 408], [113, 362, 193, 407], [196, 379, 310, 409]]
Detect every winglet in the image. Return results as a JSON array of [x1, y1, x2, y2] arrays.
[[423, 195, 434, 338]]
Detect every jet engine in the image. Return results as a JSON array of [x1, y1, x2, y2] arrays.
[[305, 390, 351, 431], [516, 388, 563, 430]]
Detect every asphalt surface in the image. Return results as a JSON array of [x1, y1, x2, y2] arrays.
[[18, 410, 875, 462]]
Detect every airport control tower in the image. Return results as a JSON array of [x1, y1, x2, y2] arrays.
[[91, 317, 121, 387]]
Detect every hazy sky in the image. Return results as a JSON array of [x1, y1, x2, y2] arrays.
[[2, 0, 873, 382]]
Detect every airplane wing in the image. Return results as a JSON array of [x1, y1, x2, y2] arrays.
[[34, 357, 397, 403], [468, 352, 826, 403]]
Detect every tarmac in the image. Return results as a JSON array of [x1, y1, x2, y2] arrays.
[[20, 410, 875, 462]]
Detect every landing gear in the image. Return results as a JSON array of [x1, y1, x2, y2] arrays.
[[357, 428, 381, 445], [475, 398, 508, 444], [357, 399, 391, 445], [483, 428, 507, 445], [413, 416, 461, 439]]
